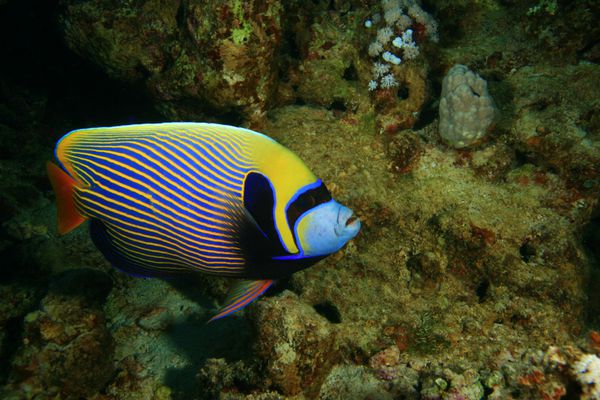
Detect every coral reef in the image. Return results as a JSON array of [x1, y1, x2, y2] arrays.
[[319, 364, 394, 399], [365, 0, 438, 92], [290, 10, 367, 113], [0, 0, 598, 399], [573, 353, 600, 399], [363, 0, 438, 133], [505, 63, 600, 195]]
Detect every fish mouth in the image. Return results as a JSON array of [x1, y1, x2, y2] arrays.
[[335, 206, 360, 237], [345, 214, 358, 227], [342, 213, 360, 234]]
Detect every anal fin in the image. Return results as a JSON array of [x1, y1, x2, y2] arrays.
[[209, 279, 274, 322]]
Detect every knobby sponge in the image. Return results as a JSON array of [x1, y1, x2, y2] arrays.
[[439, 64, 496, 148]]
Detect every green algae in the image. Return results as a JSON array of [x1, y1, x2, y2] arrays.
[[527, 0, 558, 16], [230, 1, 253, 45]]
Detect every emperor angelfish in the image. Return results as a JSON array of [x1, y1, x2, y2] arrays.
[[47, 123, 361, 321]]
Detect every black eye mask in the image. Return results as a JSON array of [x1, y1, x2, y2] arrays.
[[285, 181, 332, 241]]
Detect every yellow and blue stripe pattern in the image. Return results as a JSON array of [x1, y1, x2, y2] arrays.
[[56, 123, 272, 277], [49, 122, 359, 321]]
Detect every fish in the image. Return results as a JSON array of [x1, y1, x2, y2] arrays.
[[47, 123, 361, 321]]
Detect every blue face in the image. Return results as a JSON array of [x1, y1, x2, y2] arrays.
[[282, 180, 360, 257], [295, 199, 361, 256], [243, 175, 360, 268]]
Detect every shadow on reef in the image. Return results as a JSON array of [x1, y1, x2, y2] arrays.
[[159, 278, 254, 399], [0, 1, 176, 395], [165, 316, 253, 399], [0, 0, 161, 148], [582, 216, 600, 328]]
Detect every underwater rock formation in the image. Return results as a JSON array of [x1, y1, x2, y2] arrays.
[[250, 291, 339, 397], [291, 12, 367, 114], [506, 64, 600, 196]]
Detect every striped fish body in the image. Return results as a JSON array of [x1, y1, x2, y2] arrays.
[[48, 123, 360, 320], [51, 123, 315, 276]]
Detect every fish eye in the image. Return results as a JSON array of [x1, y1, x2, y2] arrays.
[[302, 195, 316, 209]]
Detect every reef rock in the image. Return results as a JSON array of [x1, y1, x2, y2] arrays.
[[250, 290, 339, 397], [507, 64, 600, 196]]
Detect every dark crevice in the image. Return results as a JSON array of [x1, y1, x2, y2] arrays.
[[0, 0, 160, 135], [514, 149, 531, 166], [342, 63, 358, 81], [476, 279, 489, 302], [263, 277, 291, 297], [48, 269, 113, 307], [582, 216, 600, 263], [412, 98, 438, 130], [327, 0, 336, 12], [281, 22, 302, 62], [0, 317, 24, 384], [397, 86, 410, 100], [563, 378, 583, 399], [519, 241, 536, 263], [327, 99, 347, 112], [583, 216, 600, 328], [482, 385, 494, 398], [313, 302, 341, 323]]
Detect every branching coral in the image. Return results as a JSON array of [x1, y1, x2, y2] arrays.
[[364, 0, 438, 91]]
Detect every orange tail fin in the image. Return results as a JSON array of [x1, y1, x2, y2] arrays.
[[46, 161, 86, 234]]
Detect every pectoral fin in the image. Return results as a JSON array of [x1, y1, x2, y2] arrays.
[[209, 279, 274, 322]]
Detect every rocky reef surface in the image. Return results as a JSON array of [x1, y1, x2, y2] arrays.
[[0, 0, 599, 399]]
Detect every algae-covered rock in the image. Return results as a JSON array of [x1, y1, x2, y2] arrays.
[[292, 11, 370, 114], [319, 364, 394, 400], [59, 0, 284, 123], [372, 61, 430, 133], [386, 130, 423, 174], [197, 358, 259, 400], [506, 64, 600, 195], [261, 102, 593, 397], [470, 143, 515, 181]]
